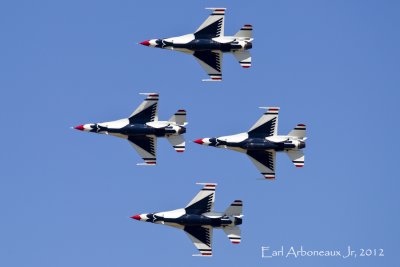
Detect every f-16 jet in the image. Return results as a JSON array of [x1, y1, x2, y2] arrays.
[[194, 107, 306, 179], [139, 7, 253, 81], [74, 93, 187, 165], [131, 183, 243, 256]]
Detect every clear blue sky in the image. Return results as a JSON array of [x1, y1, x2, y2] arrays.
[[1, 1, 399, 266]]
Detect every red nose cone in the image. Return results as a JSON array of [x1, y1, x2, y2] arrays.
[[130, 215, 141, 220], [140, 40, 150, 46], [193, 139, 204, 145], [74, 125, 84, 131]]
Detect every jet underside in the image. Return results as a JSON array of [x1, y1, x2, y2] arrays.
[[193, 107, 307, 179], [131, 183, 243, 256], [154, 38, 252, 52], [204, 136, 305, 151], [75, 93, 187, 164], [88, 123, 185, 138], [140, 8, 253, 81], [144, 213, 242, 227]]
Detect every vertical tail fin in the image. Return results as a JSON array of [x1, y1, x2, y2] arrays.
[[288, 124, 306, 139], [169, 109, 187, 126], [234, 24, 253, 39], [224, 200, 243, 216]]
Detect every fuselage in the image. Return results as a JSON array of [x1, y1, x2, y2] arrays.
[[77, 119, 186, 138], [196, 132, 306, 152], [134, 208, 242, 228], [144, 34, 253, 52]]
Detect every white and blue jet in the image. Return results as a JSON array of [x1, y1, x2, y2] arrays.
[[194, 107, 307, 179], [139, 8, 253, 81], [74, 93, 187, 165], [131, 183, 243, 256]]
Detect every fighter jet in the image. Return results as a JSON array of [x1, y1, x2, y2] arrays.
[[131, 183, 243, 256], [73, 93, 187, 165], [139, 7, 253, 81], [194, 107, 306, 179]]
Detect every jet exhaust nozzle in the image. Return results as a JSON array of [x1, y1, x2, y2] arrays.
[[178, 126, 186, 134], [234, 217, 243, 225], [298, 141, 306, 149], [245, 42, 252, 49]]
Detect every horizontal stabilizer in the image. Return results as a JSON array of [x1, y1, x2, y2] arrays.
[[167, 135, 185, 153], [169, 109, 187, 125], [224, 200, 243, 216], [234, 24, 253, 39], [223, 226, 241, 244], [233, 50, 251, 68], [288, 124, 306, 139], [286, 150, 305, 168]]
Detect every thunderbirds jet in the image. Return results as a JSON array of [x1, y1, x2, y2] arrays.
[[194, 107, 306, 179], [74, 93, 187, 165], [139, 7, 253, 81], [131, 183, 243, 256]]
